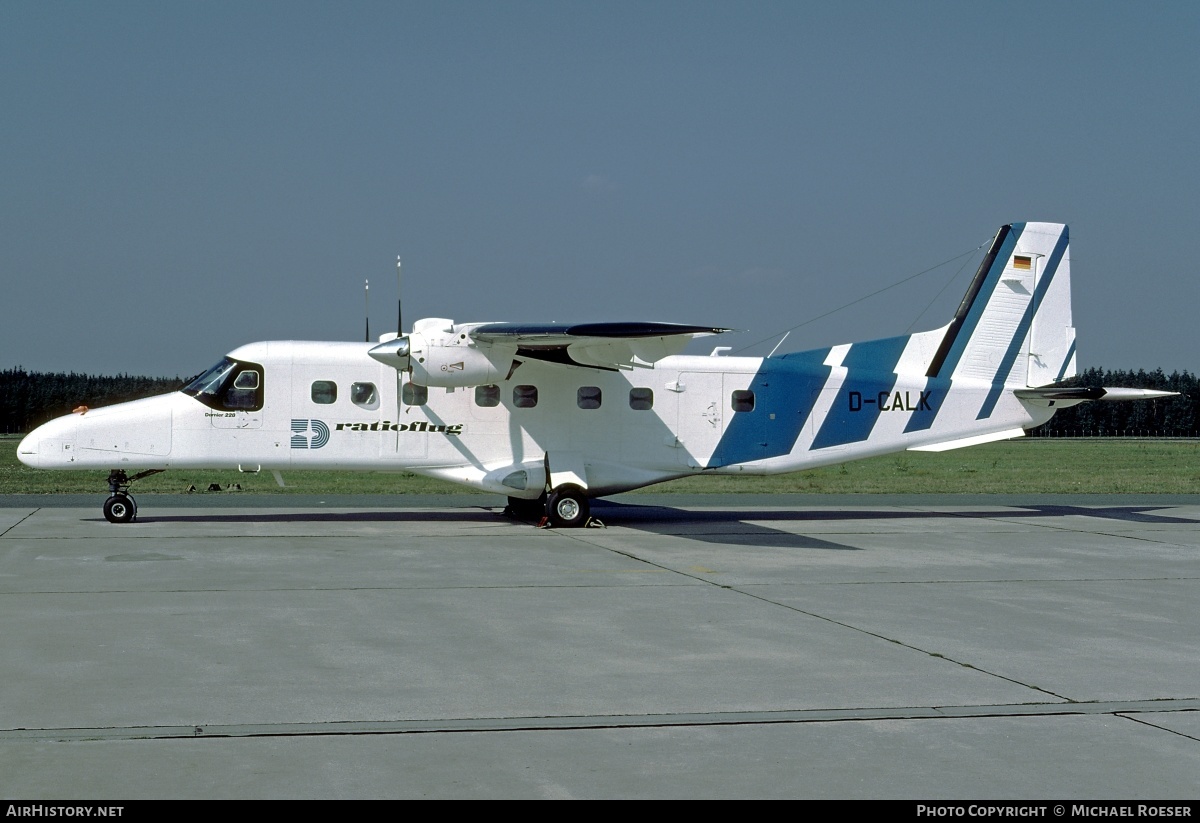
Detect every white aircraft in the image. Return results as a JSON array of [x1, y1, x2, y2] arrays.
[[18, 222, 1174, 526]]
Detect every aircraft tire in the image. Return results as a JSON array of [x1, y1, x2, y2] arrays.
[[103, 494, 136, 524], [547, 486, 589, 528]]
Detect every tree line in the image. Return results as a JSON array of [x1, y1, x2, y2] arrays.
[[1, 368, 185, 434], [1030, 368, 1197, 437], [1, 365, 1196, 436]]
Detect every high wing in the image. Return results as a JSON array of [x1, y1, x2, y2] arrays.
[[469, 321, 733, 370]]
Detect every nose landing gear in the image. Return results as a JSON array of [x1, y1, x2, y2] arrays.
[[102, 469, 163, 524]]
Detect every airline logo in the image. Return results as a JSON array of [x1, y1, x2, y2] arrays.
[[291, 419, 330, 449], [335, 420, 464, 435]]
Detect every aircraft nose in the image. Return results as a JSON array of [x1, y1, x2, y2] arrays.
[[17, 431, 40, 468], [16, 414, 79, 469]]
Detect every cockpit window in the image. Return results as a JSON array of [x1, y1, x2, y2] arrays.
[[182, 356, 265, 412], [183, 358, 238, 397], [234, 371, 259, 390]]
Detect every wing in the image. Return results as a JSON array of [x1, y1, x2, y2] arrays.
[[469, 321, 733, 370]]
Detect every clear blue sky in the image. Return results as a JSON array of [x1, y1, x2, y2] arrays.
[[3, 1, 1197, 377]]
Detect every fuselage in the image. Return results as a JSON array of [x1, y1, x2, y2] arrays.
[[17, 336, 1053, 498]]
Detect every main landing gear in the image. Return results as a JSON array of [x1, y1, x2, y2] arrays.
[[546, 485, 589, 528], [102, 469, 163, 524], [505, 484, 592, 528]]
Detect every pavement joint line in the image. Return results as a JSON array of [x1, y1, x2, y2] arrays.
[[547, 528, 1070, 702], [1120, 713, 1200, 744], [722, 585, 1070, 701], [5, 699, 1200, 743], [0, 508, 39, 538]]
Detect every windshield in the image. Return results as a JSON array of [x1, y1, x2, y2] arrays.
[[183, 358, 239, 399], [181, 357, 265, 411]]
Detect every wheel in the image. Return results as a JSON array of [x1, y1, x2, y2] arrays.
[[103, 494, 136, 524], [506, 494, 546, 520], [546, 486, 589, 528]]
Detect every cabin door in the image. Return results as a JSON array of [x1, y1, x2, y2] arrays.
[[675, 372, 726, 468]]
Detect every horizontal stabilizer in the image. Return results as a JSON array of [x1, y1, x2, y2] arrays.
[[1014, 387, 1179, 402]]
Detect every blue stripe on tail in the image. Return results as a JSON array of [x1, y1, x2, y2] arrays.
[[975, 227, 1070, 419]]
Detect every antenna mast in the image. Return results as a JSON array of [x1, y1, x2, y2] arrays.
[[364, 279, 369, 342], [396, 256, 403, 335]]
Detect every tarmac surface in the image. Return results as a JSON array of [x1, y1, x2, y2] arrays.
[[1, 492, 1199, 800]]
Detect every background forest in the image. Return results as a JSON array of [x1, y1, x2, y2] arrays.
[[2, 366, 1195, 437]]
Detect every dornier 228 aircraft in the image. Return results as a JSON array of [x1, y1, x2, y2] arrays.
[[18, 222, 1175, 526]]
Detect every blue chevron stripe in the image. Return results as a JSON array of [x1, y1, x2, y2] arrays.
[[811, 334, 910, 450], [935, 224, 1024, 381], [903, 377, 941, 433], [976, 227, 1070, 419], [707, 349, 832, 467], [1055, 339, 1077, 382]]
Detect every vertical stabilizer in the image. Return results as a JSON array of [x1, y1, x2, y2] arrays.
[[928, 222, 1075, 388]]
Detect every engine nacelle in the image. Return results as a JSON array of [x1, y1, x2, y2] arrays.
[[410, 335, 511, 387], [368, 320, 514, 388]]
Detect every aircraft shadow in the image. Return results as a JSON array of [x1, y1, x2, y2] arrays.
[[591, 501, 1200, 526], [125, 501, 1194, 553], [583, 500, 1199, 550], [131, 510, 504, 525]]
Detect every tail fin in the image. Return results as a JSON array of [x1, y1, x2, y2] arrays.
[[927, 222, 1076, 388]]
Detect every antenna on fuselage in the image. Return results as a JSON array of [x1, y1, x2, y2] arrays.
[[396, 256, 403, 335], [364, 279, 370, 342]]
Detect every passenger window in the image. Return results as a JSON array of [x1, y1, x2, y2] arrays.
[[351, 382, 378, 410], [311, 381, 337, 405], [402, 381, 428, 406], [577, 386, 601, 410], [732, 390, 755, 412], [513, 385, 538, 408], [629, 388, 653, 410], [475, 384, 500, 407]]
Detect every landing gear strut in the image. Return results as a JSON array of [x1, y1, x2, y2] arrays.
[[102, 469, 163, 524]]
